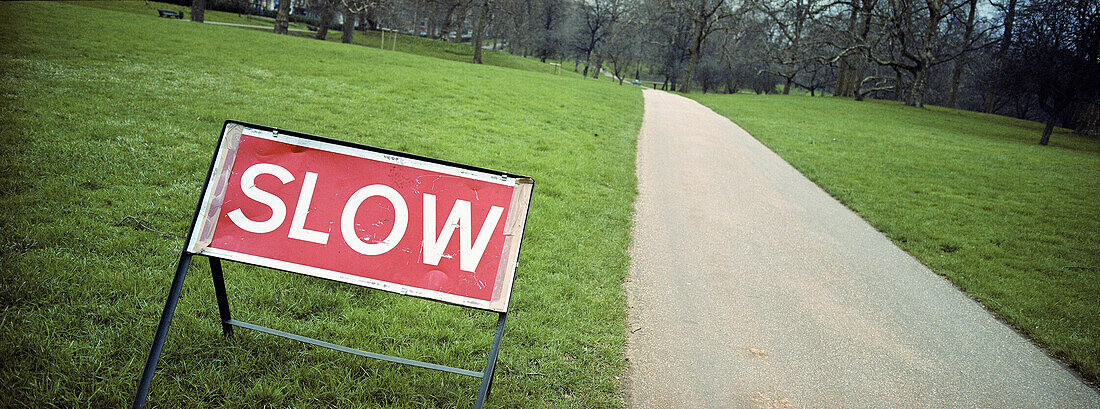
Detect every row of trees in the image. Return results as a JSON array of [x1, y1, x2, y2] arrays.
[[188, 0, 1098, 142], [538, 0, 1098, 140]]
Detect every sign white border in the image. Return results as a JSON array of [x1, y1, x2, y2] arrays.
[[185, 121, 533, 312]]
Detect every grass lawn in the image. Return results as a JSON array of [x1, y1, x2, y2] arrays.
[[74, 0, 583, 78], [689, 93, 1100, 383], [293, 30, 583, 77], [74, 0, 313, 30], [0, 2, 642, 408]]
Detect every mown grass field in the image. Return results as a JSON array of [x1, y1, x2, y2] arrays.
[[689, 93, 1100, 383], [76, 0, 581, 78], [75, 0, 313, 30], [295, 29, 578, 76], [0, 2, 642, 408]]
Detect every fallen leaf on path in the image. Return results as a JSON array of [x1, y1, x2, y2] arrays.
[[748, 347, 767, 358]]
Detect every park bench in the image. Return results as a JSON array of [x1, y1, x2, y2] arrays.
[[157, 9, 183, 19]]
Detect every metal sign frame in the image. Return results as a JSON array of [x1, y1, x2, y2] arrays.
[[132, 120, 534, 409]]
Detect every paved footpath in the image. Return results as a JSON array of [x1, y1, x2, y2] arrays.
[[625, 89, 1100, 408], [203, 21, 311, 33]]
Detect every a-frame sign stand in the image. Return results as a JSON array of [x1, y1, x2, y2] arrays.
[[131, 253, 508, 408], [132, 121, 531, 409]]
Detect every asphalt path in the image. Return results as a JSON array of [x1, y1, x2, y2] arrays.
[[625, 89, 1100, 408], [204, 21, 311, 33]]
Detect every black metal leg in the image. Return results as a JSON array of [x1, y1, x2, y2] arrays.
[[132, 252, 193, 409], [209, 257, 233, 336], [474, 312, 507, 409]]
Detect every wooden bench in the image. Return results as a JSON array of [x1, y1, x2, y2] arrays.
[[157, 9, 183, 19]]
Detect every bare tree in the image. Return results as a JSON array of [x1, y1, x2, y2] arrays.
[[499, 0, 537, 56], [341, 5, 356, 43], [573, 0, 624, 78], [862, 0, 996, 107], [759, 0, 829, 94], [534, 0, 570, 62], [829, 0, 878, 98], [713, 14, 767, 93], [877, 0, 957, 106], [641, 0, 693, 89], [337, 0, 377, 44], [430, 0, 471, 41], [1000, 0, 1100, 144], [472, 0, 492, 63], [659, 0, 747, 92], [982, 0, 1017, 112], [603, 8, 641, 84], [309, 0, 338, 40], [945, 0, 977, 108]]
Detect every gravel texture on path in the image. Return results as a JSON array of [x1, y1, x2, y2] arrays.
[[624, 89, 1099, 408]]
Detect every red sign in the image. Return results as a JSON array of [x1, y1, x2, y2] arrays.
[[187, 122, 533, 311]]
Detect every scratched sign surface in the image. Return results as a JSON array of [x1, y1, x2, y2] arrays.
[[187, 122, 533, 311]]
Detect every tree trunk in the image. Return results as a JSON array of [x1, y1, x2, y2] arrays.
[[947, 60, 964, 108], [906, 67, 927, 107], [472, 0, 488, 64], [274, 0, 291, 35], [591, 58, 602, 79], [1039, 119, 1055, 145], [981, 89, 997, 113], [782, 78, 792, 95], [316, 5, 333, 40], [948, 0, 978, 109], [907, 0, 944, 108], [190, 0, 205, 22], [983, 0, 1017, 113], [1072, 99, 1100, 136], [341, 9, 354, 44], [680, 23, 705, 93], [836, 0, 873, 98], [835, 58, 856, 97], [439, 5, 457, 41]]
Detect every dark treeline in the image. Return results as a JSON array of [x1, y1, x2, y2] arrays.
[[195, 0, 1098, 141]]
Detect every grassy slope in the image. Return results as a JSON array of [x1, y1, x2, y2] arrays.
[[0, 2, 642, 408], [295, 29, 579, 77], [75, 1, 582, 78], [689, 93, 1100, 382]]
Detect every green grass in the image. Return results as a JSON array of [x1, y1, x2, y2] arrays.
[[0, 2, 642, 408], [689, 93, 1100, 383], [75, 0, 581, 78], [300, 30, 582, 77], [75, 0, 313, 29]]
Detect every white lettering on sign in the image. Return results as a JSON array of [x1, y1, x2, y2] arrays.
[[226, 162, 503, 272], [422, 194, 504, 272], [227, 163, 294, 234], [341, 184, 409, 256], [289, 172, 330, 245]]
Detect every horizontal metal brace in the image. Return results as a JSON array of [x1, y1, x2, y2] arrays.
[[225, 319, 483, 378]]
